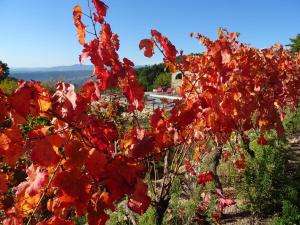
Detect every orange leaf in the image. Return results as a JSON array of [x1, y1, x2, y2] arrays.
[[73, 5, 85, 45], [10, 81, 51, 117], [15, 184, 41, 216], [0, 126, 24, 166]]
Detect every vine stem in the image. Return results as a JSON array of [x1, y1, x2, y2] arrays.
[[87, 0, 99, 38], [26, 159, 63, 225], [211, 145, 223, 190]]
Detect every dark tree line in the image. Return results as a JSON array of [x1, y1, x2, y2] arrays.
[[0, 61, 9, 80], [287, 34, 300, 54]]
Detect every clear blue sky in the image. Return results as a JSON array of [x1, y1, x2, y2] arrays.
[[0, 0, 299, 68]]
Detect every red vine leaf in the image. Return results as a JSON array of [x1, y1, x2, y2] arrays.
[[0, 125, 24, 166], [53, 169, 91, 215], [28, 127, 60, 167], [198, 171, 214, 185], [257, 135, 267, 145], [233, 159, 246, 172], [52, 82, 77, 118], [184, 160, 196, 175], [139, 39, 154, 57], [150, 29, 177, 63], [86, 149, 107, 180], [80, 79, 100, 101], [9, 81, 51, 118], [92, 0, 108, 24], [128, 181, 151, 215], [64, 140, 89, 169]]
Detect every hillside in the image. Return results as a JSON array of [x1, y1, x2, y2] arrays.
[[10, 64, 147, 86], [10, 64, 93, 86]]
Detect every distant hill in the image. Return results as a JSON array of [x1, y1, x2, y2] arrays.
[[11, 64, 94, 73], [10, 64, 94, 86], [10, 64, 145, 86]]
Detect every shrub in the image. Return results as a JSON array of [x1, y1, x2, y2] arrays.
[[284, 105, 300, 133], [238, 132, 300, 223], [138, 207, 156, 225], [108, 203, 128, 225], [0, 78, 18, 95], [272, 200, 300, 225], [161, 177, 204, 225]]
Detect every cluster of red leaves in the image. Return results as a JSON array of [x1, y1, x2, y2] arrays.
[[74, 2, 144, 112], [140, 29, 178, 72], [183, 30, 299, 142], [0, 77, 151, 224], [141, 28, 300, 144], [197, 190, 235, 223], [200, 189, 235, 223]]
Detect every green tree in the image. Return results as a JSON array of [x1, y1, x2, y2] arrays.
[[136, 63, 165, 91], [153, 72, 171, 88], [0, 60, 10, 80], [287, 34, 300, 54]]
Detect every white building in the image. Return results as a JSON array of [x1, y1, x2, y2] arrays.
[[171, 71, 183, 91]]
